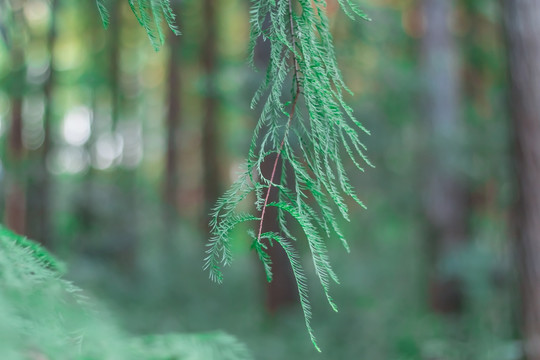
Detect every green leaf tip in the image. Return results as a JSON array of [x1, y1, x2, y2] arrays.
[[96, 0, 110, 29]]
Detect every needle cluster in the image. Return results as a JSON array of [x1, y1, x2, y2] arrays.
[[96, 0, 180, 50], [204, 0, 372, 351]]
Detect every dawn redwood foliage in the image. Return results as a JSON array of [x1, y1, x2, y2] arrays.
[[97, 0, 372, 351]]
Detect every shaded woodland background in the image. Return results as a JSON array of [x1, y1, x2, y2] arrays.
[[0, 0, 532, 358]]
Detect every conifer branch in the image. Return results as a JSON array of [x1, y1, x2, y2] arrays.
[[256, 0, 300, 242], [95, 0, 179, 50], [204, 0, 372, 351], [288, 0, 301, 93]]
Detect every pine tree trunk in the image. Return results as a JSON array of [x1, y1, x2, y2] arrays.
[[421, 0, 467, 314], [201, 0, 221, 224], [503, 1, 540, 357]]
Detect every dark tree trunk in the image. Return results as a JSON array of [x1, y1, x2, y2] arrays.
[[5, 99, 25, 235], [108, 3, 137, 274], [503, 1, 540, 358], [201, 0, 221, 224], [109, 1, 121, 131], [4, 4, 26, 236], [260, 154, 298, 311], [163, 2, 182, 240], [420, 0, 467, 314], [72, 1, 104, 242], [27, 0, 57, 247], [252, 14, 298, 311]]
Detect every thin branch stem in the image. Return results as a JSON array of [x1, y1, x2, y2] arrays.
[[288, 0, 301, 94], [257, 0, 301, 242]]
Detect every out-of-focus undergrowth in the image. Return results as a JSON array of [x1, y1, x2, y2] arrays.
[[0, 225, 252, 360]]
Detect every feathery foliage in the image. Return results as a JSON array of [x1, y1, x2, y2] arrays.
[[0, 225, 252, 359], [204, 0, 372, 351], [95, 0, 180, 50]]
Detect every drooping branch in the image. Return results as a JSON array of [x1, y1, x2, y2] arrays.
[[96, 0, 180, 51], [256, 0, 301, 243], [205, 0, 371, 351]]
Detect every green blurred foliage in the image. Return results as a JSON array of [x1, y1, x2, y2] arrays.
[[0, 0, 517, 359], [0, 225, 252, 359]]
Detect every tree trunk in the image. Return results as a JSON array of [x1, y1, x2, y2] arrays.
[[260, 154, 298, 311], [252, 13, 298, 311], [201, 0, 221, 225], [503, 1, 540, 358], [27, 0, 57, 247], [5, 97, 25, 235], [109, 1, 121, 131], [109, 3, 137, 274], [420, 0, 467, 314], [4, 3, 26, 236], [163, 1, 182, 241]]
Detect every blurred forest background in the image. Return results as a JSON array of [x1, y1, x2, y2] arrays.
[[0, 0, 524, 359]]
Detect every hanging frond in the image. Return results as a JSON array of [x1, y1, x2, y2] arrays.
[[259, 231, 319, 352], [250, 231, 273, 283], [95, 0, 180, 50], [206, 0, 372, 351]]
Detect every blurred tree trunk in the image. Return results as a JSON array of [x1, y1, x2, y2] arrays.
[[27, 0, 57, 247], [72, 2, 103, 244], [201, 0, 221, 225], [260, 154, 298, 311], [5, 97, 25, 236], [109, 2, 137, 274], [4, 3, 26, 236], [163, 1, 182, 240], [109, 1, 121, 131], [420, 0, 467, 314], [253, 17, 297, 312], [78, 12, 100, 234], [503, 1, 540, 358]]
